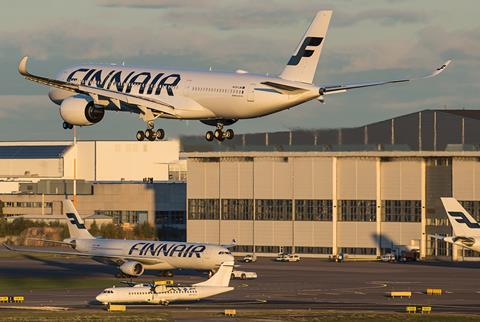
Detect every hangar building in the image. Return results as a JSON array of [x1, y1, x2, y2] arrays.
[[183, 109, 480, 261]]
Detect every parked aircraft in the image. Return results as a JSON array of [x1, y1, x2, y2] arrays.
[[435, 197, 480, 252], [96, 261, 234, 305], [4, 200, 233, 277], [18, 10, 450, 142]]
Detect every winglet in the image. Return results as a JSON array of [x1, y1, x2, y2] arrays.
[[424, 59, 452, 79], [18, 56, 29, 76]]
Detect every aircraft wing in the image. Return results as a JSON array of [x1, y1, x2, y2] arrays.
[[319, 60, 451, 95], [18, 56, 177, 117], [3, 243, 163, 266]]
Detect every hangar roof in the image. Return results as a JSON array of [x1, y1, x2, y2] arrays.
[[0, 145, 70, 159]]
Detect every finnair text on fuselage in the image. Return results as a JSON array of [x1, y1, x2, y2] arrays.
[[66, 68, 181, 96], [128, 242, 206, 258]]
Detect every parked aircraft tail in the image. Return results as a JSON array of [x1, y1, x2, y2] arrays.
[[441, 197, 480, 237], [279, 10, 332, 84], [193, 261, 234, 287], [63, 199, 94, 239]]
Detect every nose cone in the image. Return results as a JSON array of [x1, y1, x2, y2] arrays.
[[225, 253, 235, 263], [96, 294, 106, 303]]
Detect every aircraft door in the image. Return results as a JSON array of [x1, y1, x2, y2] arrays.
[[184, 80, 192, 95], [247, 83, 255, 102]]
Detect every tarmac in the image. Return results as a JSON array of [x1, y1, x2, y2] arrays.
[[1, 250, 480, 314]]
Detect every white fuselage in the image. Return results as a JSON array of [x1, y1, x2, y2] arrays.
[[71, 238, 233, 271], [96, 284, 233, 305], [48, 65, 320, 120]]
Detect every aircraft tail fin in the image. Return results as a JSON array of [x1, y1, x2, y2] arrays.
[[441, 197, 480, 237], [279, 10, 332, 84], [193, 261, 234, 287], [63, 200, 94, 240]]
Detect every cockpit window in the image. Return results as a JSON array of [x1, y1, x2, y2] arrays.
[[218, 251, 231, 255]]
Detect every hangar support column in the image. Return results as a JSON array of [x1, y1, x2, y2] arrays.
[[420, 158, 427, 259], [376, 158, 382, 257], [332, 157, 338, 256]]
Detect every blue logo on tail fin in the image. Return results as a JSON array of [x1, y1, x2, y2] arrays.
[[66, 213, 86, 229], [448, 211, 480, 228], [287, 37, 323, 66]]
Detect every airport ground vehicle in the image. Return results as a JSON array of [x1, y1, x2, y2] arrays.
[[231, 270, 257, 280], [243, 254, 257, 263], [276, 253, 300, 262], [380, 254, 396, 262], [18, 11, 449, 142], [96, 261, 234, 305]]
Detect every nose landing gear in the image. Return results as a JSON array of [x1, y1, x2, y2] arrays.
[[62, 122, 73, 130]]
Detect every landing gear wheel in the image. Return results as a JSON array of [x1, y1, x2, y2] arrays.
[[225, 129, 234, 140], [145, 129, 156, 141], [155, 129, 165, 140], [136, 130, 145, 141], [214, 129, 223, 140], [205, 131, 214, 141], [63, 122, 73, 130]]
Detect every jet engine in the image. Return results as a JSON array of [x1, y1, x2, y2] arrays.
[[119, 261, 144, 277], [59, 94, 104, 126]]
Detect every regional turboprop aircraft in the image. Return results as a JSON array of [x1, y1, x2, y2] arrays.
[[432, 197, 480, 253], [4, 200, 233, 277], [18, 10, 450, 142], [96, 261, 234, 305]]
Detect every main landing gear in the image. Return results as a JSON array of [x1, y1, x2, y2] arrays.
[[136, 121, 165, 141], [205, 124, 234, 142]]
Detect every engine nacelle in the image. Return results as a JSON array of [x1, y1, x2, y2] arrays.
[[59, 94, 105, 126], [119, 261, 144, 277]]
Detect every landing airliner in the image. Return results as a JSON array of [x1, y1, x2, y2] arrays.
[[434, 197, 480, 252], [4, 200, 233, 277], [96, 261, 234, 305], [18, 10, 450, 142]]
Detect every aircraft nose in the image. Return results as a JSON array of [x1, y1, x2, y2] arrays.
[[96, 294, 105, 302]]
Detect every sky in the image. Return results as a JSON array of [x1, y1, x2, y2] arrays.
[[0, 0, 479, 140]]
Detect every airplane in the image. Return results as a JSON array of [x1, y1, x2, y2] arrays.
[[4, 200, 234, 277], [96, 261, 234, 305], [435, 197, 480, 252], [18, 10, 451, 142]]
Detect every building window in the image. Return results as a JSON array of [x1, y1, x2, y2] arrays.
[[339, 200, 376, 221], [255, 199, 292, 221], [339, 247, 376, 255], [295, 246, 332, 254], [95, 210, 148, 224], [222, 199, 253, 220], [155, 211, 186, 225], [188, 199, 219, 220], [231, 245, 254, 253], [255, 245, 292, 254], [295, 200, 332, 221], [459, 200, 480, 221], [383, 200, 421, 222]]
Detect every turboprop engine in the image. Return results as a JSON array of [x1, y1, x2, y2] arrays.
[[119, 261, 144, 277], [59, 94, 104, 126]]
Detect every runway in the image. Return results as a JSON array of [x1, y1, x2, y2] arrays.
[[1, 251, 480, 314]]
